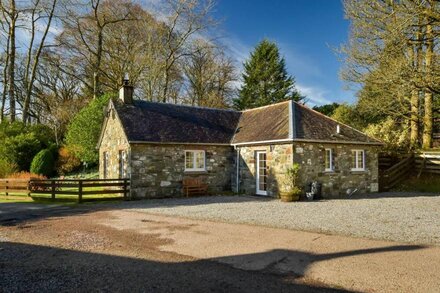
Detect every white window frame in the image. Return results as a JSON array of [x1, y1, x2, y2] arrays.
[[351, 149, 365, 171], [103, 151, 109, 179], [324, 148, 334, 172], [119, 150, 127, 178], [185, 150, 206, 171]]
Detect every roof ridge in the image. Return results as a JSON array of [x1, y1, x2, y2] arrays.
[[240, 100, 291, 112], [293, 101, 382, 143], [134, 100, 239, 113]]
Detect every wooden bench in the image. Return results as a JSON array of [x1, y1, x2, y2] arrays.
[[182, 178, 208, 197]]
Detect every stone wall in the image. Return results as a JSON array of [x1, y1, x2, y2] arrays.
[[293, 142, 379, 197], [130, 144, 234, 198], [99, 105, 130, 179], [235, 144, 293, 197], [236, 142, 379, 198]]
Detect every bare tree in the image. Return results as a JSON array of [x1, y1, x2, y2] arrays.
[[0, 0, 18, 122], [58, 0, 136, 99], [21, 0, 58, 123]]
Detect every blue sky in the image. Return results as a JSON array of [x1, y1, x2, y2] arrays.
[[213, 0, 352, 106]]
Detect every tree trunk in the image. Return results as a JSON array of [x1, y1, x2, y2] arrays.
[[8, 0, 16, 122], [22, 0, 57, 123], [1, 32, 10, 123], [422, 21, 433, 149]]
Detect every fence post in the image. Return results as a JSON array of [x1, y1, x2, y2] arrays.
[[51, 180, 56, 200], [123, 179, 128, 200], [27, 180, 31, 197], [78, 180, 83, 203], [5, 179, 8, 196]]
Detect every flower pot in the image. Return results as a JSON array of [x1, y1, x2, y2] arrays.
[[279, 191, 300, 202]]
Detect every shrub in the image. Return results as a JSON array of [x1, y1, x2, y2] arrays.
[[0, 158, 18, 178], [30, 149, 55, 177], [65, 94, 112, 164], [364, 118, 410, 151], [0, 121, 55, 171], [7, 171, 47, 180], [0, 132, 42, 171], [56, 146, 81, 175]]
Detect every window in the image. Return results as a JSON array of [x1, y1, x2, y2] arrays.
[[103, 151, 109, 179], [351, 150, 365, 171], [324, 148, 333, 171], [185, 150, 205, 171], [119, 150, 127, 178]]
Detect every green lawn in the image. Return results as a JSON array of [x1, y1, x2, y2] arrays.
[[394, 173, 440, 193], [0, 186, 125, 204]]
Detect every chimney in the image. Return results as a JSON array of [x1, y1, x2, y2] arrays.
[[119, 74, 133, 104]]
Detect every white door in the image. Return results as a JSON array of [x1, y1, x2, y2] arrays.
[[256, 151, 268, 196]]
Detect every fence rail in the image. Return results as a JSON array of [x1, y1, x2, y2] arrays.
[[0, 179, 31, 196], [415, 152, 440, 174], [380, 154, 414, 191], [0, 178, 130, 203]]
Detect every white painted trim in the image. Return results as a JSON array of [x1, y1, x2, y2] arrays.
[[292, 139, 383, 146], [324, 148, 334, 172], [351, 149, 366, 171], [232, 138, 294, 146], [231, 138, 383, 147], [235, 147, 240, 193], [130, 141, 231, 146], [184, 150, 206, 172], [288, 100, 294, 139], [256, 151, 268, 196]]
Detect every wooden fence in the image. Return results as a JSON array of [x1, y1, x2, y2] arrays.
[[415, 152, 440, 175], [0, 179, 31, 196], [0, 178, 130, 203], [379, 154, 414, 191]]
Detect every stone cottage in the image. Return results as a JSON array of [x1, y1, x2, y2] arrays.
[[97, 82, 383, 199]]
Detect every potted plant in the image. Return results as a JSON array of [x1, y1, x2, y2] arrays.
[[279, 163, 302, 202]]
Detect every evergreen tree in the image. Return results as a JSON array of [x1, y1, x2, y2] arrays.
[[233, 39, 302, 110]]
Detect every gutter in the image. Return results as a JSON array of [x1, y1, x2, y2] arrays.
[[231, 138, 384, 147], [129, 141, 231, 146]]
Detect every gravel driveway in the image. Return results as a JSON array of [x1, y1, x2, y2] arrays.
[[127, 193, 440, 246]]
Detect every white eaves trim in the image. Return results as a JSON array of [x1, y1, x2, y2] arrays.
[[231, 138, 384, 147], [232, 138, 294, 146]]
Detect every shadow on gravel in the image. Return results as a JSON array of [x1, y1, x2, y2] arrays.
[[214, 245, 427, 278], [0, 242, 355, 293]]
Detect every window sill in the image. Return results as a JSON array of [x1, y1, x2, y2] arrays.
[[184, 170, 208, 175], [351, 169, 366, 174]]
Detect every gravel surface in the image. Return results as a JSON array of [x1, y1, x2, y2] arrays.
[[127, 193, 440, 246]]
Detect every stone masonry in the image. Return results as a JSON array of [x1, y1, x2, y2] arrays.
[[293, 142, 379, 197], [235, 144, 293, 197], [129, 144, 234, 198], [99, 105, 130, 179], [236, 142, 379, 198]]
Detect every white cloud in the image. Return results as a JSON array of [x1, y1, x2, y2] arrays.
[[296, 84, 334, 106]]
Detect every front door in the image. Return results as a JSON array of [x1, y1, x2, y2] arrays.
[[256, 151, 268, 196]]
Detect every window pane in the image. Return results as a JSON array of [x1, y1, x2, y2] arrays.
[[352, 151, 357, 168], [325, 149, 331, 169], [195, 151, 204, 169], [358, 151, 364, 169], [185, 152, 194, 169]]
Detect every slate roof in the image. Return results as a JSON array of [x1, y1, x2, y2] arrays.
[[292, 102, 381, 144], [113, 100, 240, 144], [232, 101, 290, 143], [109, 99, 382, 146]]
